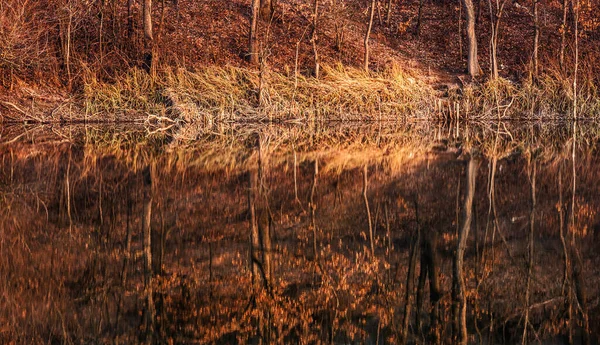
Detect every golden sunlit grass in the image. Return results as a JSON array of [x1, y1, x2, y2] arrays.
[[460, 64, 600, 119], [81, 64, 436, 122]]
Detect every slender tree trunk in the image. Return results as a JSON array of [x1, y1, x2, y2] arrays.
[[560, 0, 568, 70], [260, 0, 274, 20], [487, 0, 508, 79], [416, 0, 425, 37], [364, 0, 376, 72], [127, 0, 134, 40], [458, 0, 463, 60], [532, 0, 540, 77], [249, 0, 261, 65], [386, 0, 393, 24], [488, 0, 497, 79], [461, 0, 481, 77], [572, 0, 579, 120], [143, 0, 153, 41], [453, 156, 478, 345], [311, 0, 320, 78]]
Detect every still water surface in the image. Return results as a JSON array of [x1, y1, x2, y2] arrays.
[[0, 122, 599, 344]]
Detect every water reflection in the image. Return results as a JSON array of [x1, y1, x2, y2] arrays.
[[0, 122, 599, 344]]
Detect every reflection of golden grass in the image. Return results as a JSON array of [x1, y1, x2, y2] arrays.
[[3, 122, 600, 343]]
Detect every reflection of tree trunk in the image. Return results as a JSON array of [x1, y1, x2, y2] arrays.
[[248, 169, 261, 291], [558, 166, 569, 294], [522, 159, 536, 345], [568, 115, 577, 344], [573, 252, 590, 345], [122, 187, 133, 287], [453, 156, 478, 345], [569, 120, 590, 345], [65, 150, 73, 233], [258, 209, 273, 292], [402, 200, 421, 343], [152, 194, 163, 276], [363, 165, 374, 257], [248, 151, 274, 295], [141, 165, 155, 345], [310, 160, 319, 261], [416, 229, 441, 339]]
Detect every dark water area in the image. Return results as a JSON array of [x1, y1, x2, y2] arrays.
[[0, 122, 599, 344]]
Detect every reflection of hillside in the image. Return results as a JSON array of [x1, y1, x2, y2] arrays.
[[0, 123, 599, 344]]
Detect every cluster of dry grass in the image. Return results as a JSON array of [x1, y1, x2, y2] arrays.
[[80, 64, 435, 122]]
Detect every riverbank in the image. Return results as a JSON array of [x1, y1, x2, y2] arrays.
[[1, 64, 599, 124]]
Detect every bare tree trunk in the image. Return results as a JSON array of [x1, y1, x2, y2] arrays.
[[311, 0, 321, 78], [487, 0, 508, 79], [458, 0, 463, 60], [141, 166, 155, 345], [453, 156, 478, 345], [127, 0, 134, 40], [249, 0, 261, 65], [559, 0, 568, 70], [386, 0, 393, 25], [461, 0, 481, 77], [364, 0, 376, 72], [572, 0, 579, 120], [532, 0, 540, 77], [143, 0, 153, 42], [260, 0, 274, 20], [416, 0, 425, 37]]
